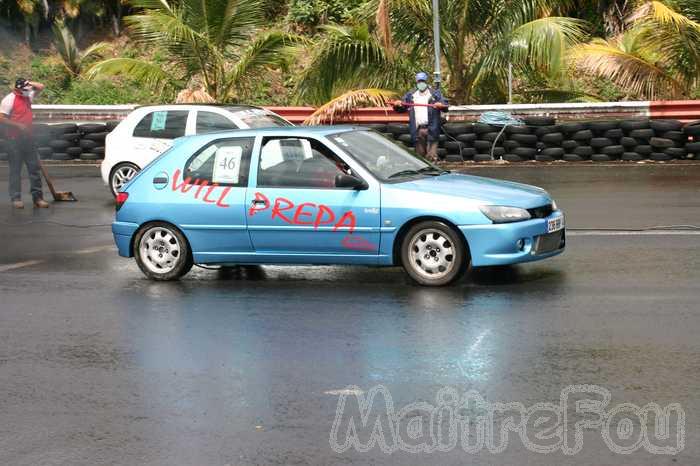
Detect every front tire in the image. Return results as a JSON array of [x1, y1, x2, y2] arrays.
[[400, 221, 469, 286], [134, 222, 193, 281], [110, 162, 140, 197]]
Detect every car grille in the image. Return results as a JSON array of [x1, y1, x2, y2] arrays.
[[533, 230, 565, 255], [528, 204, 553, 219]]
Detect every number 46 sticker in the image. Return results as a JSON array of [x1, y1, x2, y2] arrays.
[[213, 146, 242, 184]]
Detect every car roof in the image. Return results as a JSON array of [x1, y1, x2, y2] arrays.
[[135, 103, 267, 112], [179, 125, 364, 144]]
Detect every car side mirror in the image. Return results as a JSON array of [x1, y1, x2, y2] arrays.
[[335, 173, 368, 190]]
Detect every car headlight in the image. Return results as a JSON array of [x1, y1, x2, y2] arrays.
[[551, 199, 558, 211], [479, 205, 532, 223]]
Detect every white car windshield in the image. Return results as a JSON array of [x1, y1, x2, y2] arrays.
[[229, 108, 293, 128], [329, 130, 445, 181]]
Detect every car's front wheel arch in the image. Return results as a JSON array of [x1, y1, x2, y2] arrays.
[[393, 216, 471, 266]]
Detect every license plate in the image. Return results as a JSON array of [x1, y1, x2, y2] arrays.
[[547, 216, 565, 233]]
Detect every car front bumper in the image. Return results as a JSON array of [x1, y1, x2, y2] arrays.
[[112, 221, 139, 257], [459, 211, 565, 267]]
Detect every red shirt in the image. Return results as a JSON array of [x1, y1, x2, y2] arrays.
[[0, 90, 34, 139]]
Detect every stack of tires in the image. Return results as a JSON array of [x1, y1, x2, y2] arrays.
[[77, 123, 108, 160], [442, 122, 474, 162], [648, 119, 686, 161], [47, 123, 80, 160], [682, 120, 700, 159], [470, 123, 506, 162], [618, 119, 652, 161], [25, 120, 118, 162], [559, 121, 592, 161], [524, 116, 563, 162], [586, 120, 623, 162], [503, 124, 537, 162]]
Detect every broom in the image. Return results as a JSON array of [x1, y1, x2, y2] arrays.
[[38, 160, 77, 202]]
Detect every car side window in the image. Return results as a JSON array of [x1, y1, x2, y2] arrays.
[[257, 137, 351, 188], [196, 111, 238, 134], [133, 110, 188, 139], [184, 137, 254, 187]]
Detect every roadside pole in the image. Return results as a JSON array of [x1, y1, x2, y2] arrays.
[[432, 0, 441, 90]]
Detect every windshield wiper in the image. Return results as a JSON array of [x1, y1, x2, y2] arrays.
[[417, 166, 448, 175], [387, 169, 422, 179]]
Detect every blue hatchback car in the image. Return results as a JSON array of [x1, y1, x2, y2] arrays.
[[112, 126, 565, 286]]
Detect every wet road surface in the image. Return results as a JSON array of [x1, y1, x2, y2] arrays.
[[0, 164, 699, 465]]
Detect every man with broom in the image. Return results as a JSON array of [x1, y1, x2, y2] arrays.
[[391, 71, 449, 162], [0, 78, 48, 209]]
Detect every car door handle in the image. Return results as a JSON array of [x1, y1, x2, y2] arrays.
[[251, 199, 267, 206], [153, 177, 168, 184]]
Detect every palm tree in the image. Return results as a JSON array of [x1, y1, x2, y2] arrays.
[[15, 0, 43, 44], [52, 20, 109, 76], [570, 0, 700, 99], [87, 0, 302, 101], [296, 0, 588, 105]]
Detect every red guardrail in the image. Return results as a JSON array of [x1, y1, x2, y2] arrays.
[[263, 106, 408, 124], [649, 100, 700, 122]]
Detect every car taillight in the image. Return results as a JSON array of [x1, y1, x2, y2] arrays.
[[115, 192, 128, 211]]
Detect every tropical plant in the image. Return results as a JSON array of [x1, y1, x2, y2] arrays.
[[304, 87, 398, 124], [52, 20, 108, 76], [296, 0, 588, 105], [570, 0, 700, 99], [87, 0, 302, 101], [295, 23, 415, 105]]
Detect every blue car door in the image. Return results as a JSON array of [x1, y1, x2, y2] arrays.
[[245, 135, 381, 261], [159, 136, 255, 262]]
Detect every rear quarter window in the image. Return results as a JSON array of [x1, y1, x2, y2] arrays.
[[133, 110, 188, 139]]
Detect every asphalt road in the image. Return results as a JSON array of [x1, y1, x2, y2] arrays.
[[0, 163, 699, 465]]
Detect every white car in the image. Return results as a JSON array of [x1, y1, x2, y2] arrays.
[[101, 104, 293, 196]]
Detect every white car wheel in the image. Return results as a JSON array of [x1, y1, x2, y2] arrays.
[[110, 163, 140, 196]]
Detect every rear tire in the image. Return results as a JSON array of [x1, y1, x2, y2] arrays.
[[110, 162, 140, 197], [134, 222, 193, 281], [400, 221, 468, 286]]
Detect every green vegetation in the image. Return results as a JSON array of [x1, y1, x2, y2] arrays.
[[1, 0, 700, 109]]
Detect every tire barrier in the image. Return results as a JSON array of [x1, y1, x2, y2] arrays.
[[5, 114, 696, 164], [362, 117, 699, 162], [0, 121, 115, 162]]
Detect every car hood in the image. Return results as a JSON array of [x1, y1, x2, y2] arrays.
[[388, 173, 551, 208]]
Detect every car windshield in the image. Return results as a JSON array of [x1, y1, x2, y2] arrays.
[[228, 108, 293, 128], [328, 130, 445, 181]]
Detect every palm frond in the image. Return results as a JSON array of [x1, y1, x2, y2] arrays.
[[569, 37, 684, 98], [176, 87, 216, 103], [304, 88, 399, 125], [630, 1, 700, 32], [213, 0, 265, 48], [509, 17, 588, 75], [86, 58, 178, 92], [224, 31, 305, 98], [80, 42, 110, 64], [294, 24, 411, 105], [52, 20, 80, 75]]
